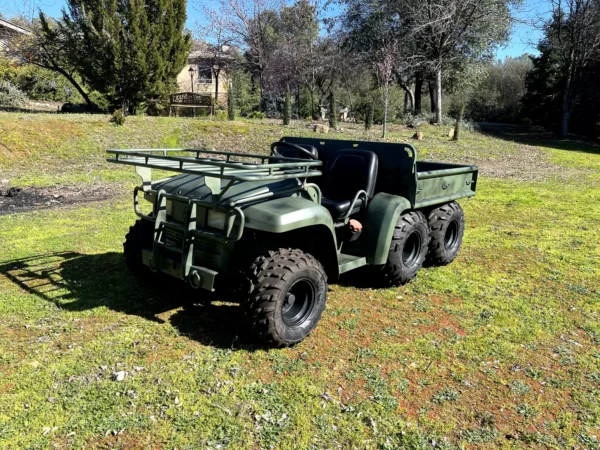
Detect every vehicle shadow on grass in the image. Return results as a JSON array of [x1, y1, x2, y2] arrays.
[[0, 251, 255, 351]]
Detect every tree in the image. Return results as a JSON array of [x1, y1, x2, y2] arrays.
[[467, 56, 533, 123], [365, 97, 374, 130], [340, 0, 412, 137], [5, 16, 97, 108], [228, 83, 236, 120], [200, 0, 285, 101], [283, 84, 291, 124], [47, 0, 191, 113], [407, 0, 514, 123], [328, 89, 337, 129], [446, 62, 487, 140], [535, 0, 600, 138], [196, 6, 238, 103]]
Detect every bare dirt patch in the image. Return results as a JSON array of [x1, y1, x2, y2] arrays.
[[0, 183, 119, 215]]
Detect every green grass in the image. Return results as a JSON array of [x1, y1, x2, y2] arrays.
[[0, 113, 599, 448]]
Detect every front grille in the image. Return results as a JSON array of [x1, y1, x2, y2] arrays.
[[163, 227, 184, 248], [194, 240, 226, 269]]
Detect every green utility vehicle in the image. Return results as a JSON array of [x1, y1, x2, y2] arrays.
[[107, 138, 478, 346]]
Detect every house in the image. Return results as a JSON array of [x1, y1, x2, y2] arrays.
[[176, 42, 234, 107], [0, 18, 31, 52]]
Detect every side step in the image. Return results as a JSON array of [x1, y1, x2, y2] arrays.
[[338, 253, 367, 275]]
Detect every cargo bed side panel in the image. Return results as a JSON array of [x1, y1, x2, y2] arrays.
[[414, 162, 478, 208]]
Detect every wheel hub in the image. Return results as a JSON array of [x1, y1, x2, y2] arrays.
[[282, 280, 315, 327], [444, 220, 459, 250], [402, 231, 422, 266]]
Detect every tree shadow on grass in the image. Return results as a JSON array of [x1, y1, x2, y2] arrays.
[[0, 251, 254, 351], [477, 122, 600, 156]]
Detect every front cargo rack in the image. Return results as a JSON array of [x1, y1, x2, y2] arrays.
[[107, 148, 322, 182]]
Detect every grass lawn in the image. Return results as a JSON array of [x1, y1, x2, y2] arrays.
[[0, 113, 599, 449]]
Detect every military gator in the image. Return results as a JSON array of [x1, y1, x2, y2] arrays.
[[107, 137, 478, 346]]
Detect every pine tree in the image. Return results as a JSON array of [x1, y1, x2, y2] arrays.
[[228, 83, 235, 120], [329, 90, 337, 129], [52, 0, 191, 113], [365, 98, 374, 131], [283, 84, 291, 125]]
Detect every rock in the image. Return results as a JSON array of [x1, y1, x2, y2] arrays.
[[412, 130, 423, 141], [409, 119, 427, 128], [112, 371, 126, 382], [0, 179, 8, 185], [314, 124, 329, 134], [448, 128, 455, 138]]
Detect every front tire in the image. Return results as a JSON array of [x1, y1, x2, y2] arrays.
[[245, 249, 327, 347], [123, 219, 153, 274], [376, 211, 430, 286], [426, 202, 465, 266]]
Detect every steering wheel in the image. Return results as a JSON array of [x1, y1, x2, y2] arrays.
[[271, 141, 318, 160]]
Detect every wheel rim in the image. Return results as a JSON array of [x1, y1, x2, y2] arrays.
[[402, 231, 422, 266], [444, 220, 459, 250], [282, 279, 315, 327]]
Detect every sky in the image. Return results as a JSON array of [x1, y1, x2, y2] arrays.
[[1, 0, 551, 60]]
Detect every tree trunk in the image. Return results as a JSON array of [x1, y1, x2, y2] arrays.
[[452, 102, 465, 141], [53, 66, 97, 108], [414, 71, 423, 114], [297, 85, 300, 119], [428, 80, 436, 113], [401, 84, 414, 113], [559, 54, 575, 139], [382, 84, 389, 138], [435, 66, 443, 124], [214, 69, 220, 106]]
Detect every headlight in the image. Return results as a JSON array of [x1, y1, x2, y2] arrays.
[[206, 210, 226, 230]]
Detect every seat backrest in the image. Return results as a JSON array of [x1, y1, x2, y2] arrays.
[[319, 149, 378, 201], [272, 143, 319, 160]]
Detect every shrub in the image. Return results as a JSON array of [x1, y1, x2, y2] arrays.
[[215, 110, 228, 121], [109, 109, 126, 125], [248, 111, 265, 120], [0, 81, 29, 107]]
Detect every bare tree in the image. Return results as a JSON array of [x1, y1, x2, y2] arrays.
[[374, 39, 398, 138], [197, 0, 284, 100], [196, 7, 238, 103]]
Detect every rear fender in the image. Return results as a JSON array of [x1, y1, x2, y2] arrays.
[[346, 193, 411, 265]]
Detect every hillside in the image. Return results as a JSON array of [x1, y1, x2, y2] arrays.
[[0, 113, 599, 449]]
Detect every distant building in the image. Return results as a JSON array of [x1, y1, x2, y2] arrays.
[[0, 18, 31, 52], [176, 42, 234, 106]]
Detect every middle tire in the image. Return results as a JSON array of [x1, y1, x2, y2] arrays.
[[376, 210, 430, 286], [244, 249, 327, 347]]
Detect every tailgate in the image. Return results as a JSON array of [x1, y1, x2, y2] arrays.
[[413, 161, 478, 208]]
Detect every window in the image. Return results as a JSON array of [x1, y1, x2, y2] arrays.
[[197, 66, 212, 84]]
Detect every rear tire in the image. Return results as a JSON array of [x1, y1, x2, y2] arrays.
[[244, 249, 327, 347], [123, 219, 153, 274], [426, 202, 464, 266], [375, 211, 429, 287]]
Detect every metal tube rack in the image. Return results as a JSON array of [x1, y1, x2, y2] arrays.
[[106, 148, 322, 182]]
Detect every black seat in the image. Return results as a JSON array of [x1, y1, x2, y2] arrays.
[[272, 143, 319, 160], [319, 149, 378, 220]]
